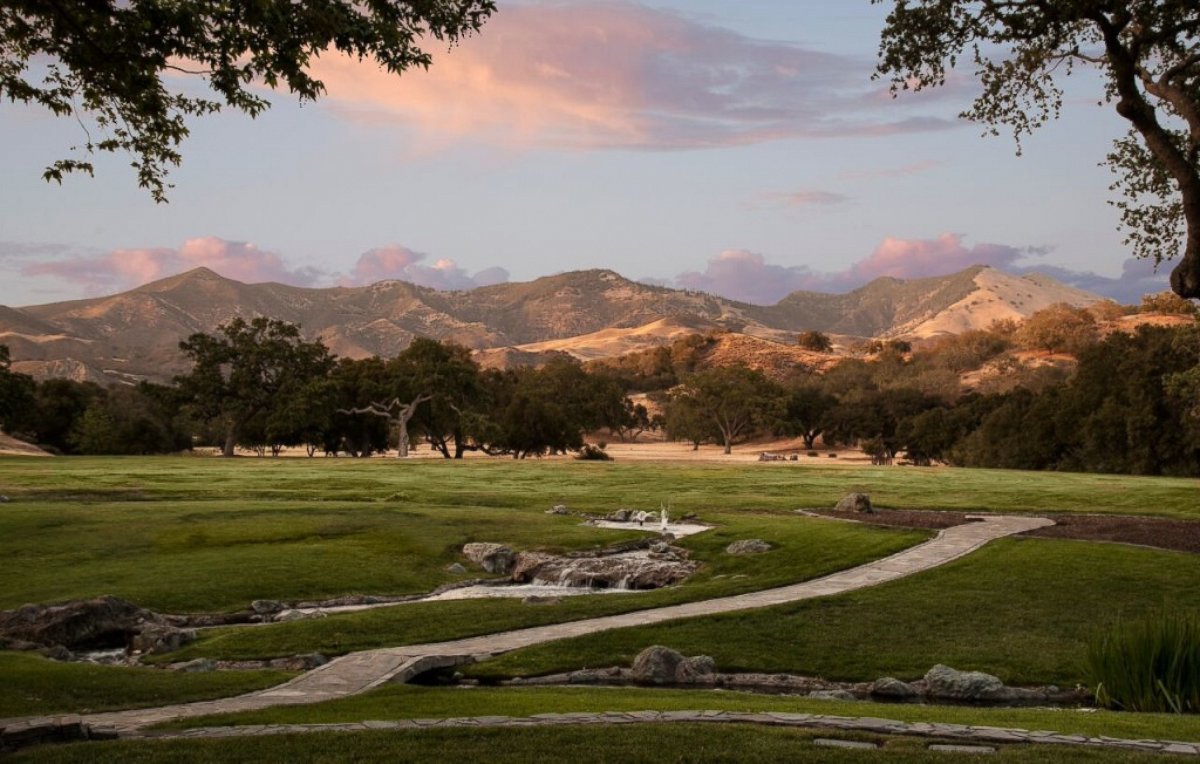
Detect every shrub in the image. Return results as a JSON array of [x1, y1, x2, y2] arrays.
[[1087, 611, 1200, 713], [575, 443, 613, 461]]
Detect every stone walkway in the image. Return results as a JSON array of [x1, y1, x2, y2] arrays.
[[34, 515, 1054, 734], [124, 710, 1199, 756]]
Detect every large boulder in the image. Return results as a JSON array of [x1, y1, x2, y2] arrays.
[[869, 677, 918, 700], [512, 553, 697, 590], [834, 493, 873, 513], [0, 596, 188, 653], [725, 539, 771, 555], [461, 543, 517, 575], [631, 646, 716, 684], [923, 664, 1008, 701]]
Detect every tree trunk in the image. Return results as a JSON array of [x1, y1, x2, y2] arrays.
[[222, 428, 237, 458], [722, 431, 732, 455], [396, 420, 410, 458], [803, 432, 817, 450]]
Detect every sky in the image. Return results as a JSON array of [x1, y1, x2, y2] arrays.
[[0, 0, 1177, 307]]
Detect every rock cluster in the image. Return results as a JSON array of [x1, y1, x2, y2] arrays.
[[630, 645, 716, 684], [0, 596, 194, 656], [511, 552, 697, 590]]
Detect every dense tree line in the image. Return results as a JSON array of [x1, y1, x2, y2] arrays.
[[1, 304, 1198, 475]]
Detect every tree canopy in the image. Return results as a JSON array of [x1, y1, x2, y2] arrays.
[[1, 1, 495, 200], [874, 1, 1200, 298]]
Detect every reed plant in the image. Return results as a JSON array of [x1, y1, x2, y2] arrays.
[[1087, 611, 1200, 713]]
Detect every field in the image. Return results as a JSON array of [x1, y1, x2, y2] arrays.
[[2, 455, 1199, 759]]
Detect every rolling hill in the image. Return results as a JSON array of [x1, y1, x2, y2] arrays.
[[0, 265, 1104, 383]]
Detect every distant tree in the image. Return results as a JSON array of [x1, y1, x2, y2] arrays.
[[779, 383, 838, 450], [1015, 304, 1099, 355], [0, 345, 35, 433], [875, 1, 1200, 298], [70, 384, 192, 455], [1088, 300, 1130, 322], [663, 389, 712, 451], [325, 358, 392, 456], [823, 388, 937, 462], [392, 338, 486, 458], [2, 1, 496, 201], [923, 329, 1011, 373], [796, 331, 833, 352], [670, 367, 784, 454], [1140, 291, 1200, 318], [177, 317, 335, 457]]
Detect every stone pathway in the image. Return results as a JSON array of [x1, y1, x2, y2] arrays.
[[66, 711, 1200, 756], [25, 515, 1054, 734]]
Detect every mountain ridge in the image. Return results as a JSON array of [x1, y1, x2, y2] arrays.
[[1, 265, 1104, 383]]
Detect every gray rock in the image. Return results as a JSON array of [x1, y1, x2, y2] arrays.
[[176, 658, 217, 673], [808, 689, 858, 701], [758, 452, 786, 462], [814, 739, 877, 750], [546, 505, 570, 515], [725, 539, 772, 555], [834, 492, 873, 513], [924, 664, 1007, 701], [0, 495, 9, 503], [462, 543, 518, 575], [251, 599, 284, 615], [36, 645, 73, 661], [630, 646, 717, 684], [604, 509, 633, 522], [129, 624, 196, 654], [870, 677, 918, 699], [631, 645, 683, 683], [445, 562, 467, 575], [676, 655, 716, 681]]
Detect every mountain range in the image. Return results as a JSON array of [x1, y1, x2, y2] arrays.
[[0, 265, 1103, 384]]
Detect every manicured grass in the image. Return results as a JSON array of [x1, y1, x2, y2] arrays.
[[0, 652, 292, 718], [1, 456, 1197, 518], [470, 538, 1200, 687], [157, 684, 1200, 743], [163, 513, 923, 661], [9, 724, 1170, 763]]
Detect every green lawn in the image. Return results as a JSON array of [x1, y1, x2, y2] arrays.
[[9, 724, 1172, 763], [0, 653, 291, 718], [161, 513, 922, 662], [158, 684, 1200, 744], [470, 537, 1200, 687]]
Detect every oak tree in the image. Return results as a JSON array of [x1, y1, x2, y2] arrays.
[[875, 1, 1200, 298], [2, 1, 495, 200]]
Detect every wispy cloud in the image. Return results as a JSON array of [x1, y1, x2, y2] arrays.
[[310, 0, 958, 151], [757, 190, 851, 207]]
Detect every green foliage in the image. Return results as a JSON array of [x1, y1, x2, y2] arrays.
[[1088, 611, 1200, 714], [668, 366, 785, 454], [874, 1, 1200, 298], [176, 318, 335, 457], [1, 1, 496, 201], [779, 383, 837, 450], [1015, 304, 1099, 355], [0, 343, 34, 431], [1141, 291, 1200, 318], [795, 330, 833, 352]]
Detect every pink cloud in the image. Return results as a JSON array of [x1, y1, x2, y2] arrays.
[[309, 1, 957, 150], [669, 234, 1036, 304], [21, 237, 322, 294], [343, 246, 508, 290]]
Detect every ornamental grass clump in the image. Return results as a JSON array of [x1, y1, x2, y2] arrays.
[[1087, 611, 1200, 713]]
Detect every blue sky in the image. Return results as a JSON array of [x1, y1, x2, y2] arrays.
[[0, 0, 1173, 306]]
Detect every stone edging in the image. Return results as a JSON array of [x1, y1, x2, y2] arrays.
[[110, 711, 1200, 756]]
